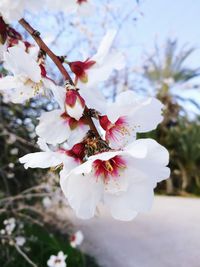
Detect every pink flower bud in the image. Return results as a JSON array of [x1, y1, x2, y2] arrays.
[[69, 59, 96, 84], [65, 89, 85, 121]]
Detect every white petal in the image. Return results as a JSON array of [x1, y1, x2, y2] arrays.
[[130, 138, 169, 166], [0, 0, 24, 22], [0, 82, 34, 103], [68, 160, 93, 175], [67, 124, 89, 147], [66, 101, 84, 121], [126, 139, 170, 184], [107, 93, 163, 132], [92, 29, 117, 64], [36, 110, 71, 145], [105, 118, 137, 150], [4, 46, 41, 82], [104, 192, 138, 221], [103, 164, 155, 221], [0, 76, 19, 90], [78, 52, 125, 90], [61, 172, 103, 219], [19, 151, 64, 169], [115, 90, 139, 106], [50, 85, 66, 111], [129, 98, 164, 133], [104, 180, 154, 221], [61, 157, 79, 175], [37, 138, 50, 152], [124, 140, 148, 159], [79, 87, 106, 114]]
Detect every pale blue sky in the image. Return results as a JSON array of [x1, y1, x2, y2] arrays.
[[24, 0, 200, 114], [125, 0, 200, 67], [122, 0, 200, 115]]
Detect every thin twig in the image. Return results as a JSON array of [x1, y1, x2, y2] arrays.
[[0, 192, 53, 205], [14, 211, 44, 227], [21, 184, 47, 195], [14, 243, 38, 267]]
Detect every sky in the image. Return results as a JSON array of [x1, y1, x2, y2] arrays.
[[133, 0, 200, 67], [23, 0, 200, 114], [123, 0, 200, 115], [29, 0, 200, 68]]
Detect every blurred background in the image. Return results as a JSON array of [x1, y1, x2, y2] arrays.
[[0, 0, 200, 266]]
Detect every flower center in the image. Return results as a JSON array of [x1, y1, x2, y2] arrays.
[[59, 143, 85, 163], [23, 77, 42, 95], [54, 259, 61, 263], [93, 156, 126, 182], [77, 0, 87, 5]]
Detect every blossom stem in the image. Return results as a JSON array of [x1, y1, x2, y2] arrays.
[[14, 243, 38, 267], [18, 18, 100, 137]]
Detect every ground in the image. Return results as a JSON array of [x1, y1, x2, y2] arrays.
[[66, 196, 200, 267]]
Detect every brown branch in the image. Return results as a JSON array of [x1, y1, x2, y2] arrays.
[[19, 18, 72, 83], [18, 18, 100, 137]]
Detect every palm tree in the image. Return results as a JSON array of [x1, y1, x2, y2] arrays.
[[143, 39, 200, 194]]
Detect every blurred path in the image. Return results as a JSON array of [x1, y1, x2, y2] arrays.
[[68, 196, 200, 267]]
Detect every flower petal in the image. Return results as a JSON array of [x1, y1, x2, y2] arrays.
[[107, 91, 163, 133], [67, 124, 89, 147], [92, 29, 117, 64], [36, 110, 71, 145], [60, 172, 103, 219], [19, 152, 64, 169], [4, 46, 41, 82], [51, 85, 66, 111]]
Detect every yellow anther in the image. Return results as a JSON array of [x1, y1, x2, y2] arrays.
[[105, 161, 113, 172]]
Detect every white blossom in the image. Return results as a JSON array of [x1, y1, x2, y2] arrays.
[[100, 90, 164, 149], [19, 138, 81, 172], [36, 86, 89, 146], [47, 251, 67, 267], [0, 0, 40, 23], [69, 30, 125, 89], [0, 46, 54, 103], [15, 236, 26, 246], [3, 218, 16, 235], [70, 230, 84, 248], [60, 139, 170, 221], [10, 148, 19, 155]]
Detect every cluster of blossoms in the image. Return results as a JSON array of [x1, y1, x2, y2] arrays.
[[0, 1, 170, 221], [0, 218, 26, 247], [1, 218, 16, 235]]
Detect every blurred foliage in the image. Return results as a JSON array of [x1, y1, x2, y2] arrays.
[[140, 117, 200, 195], [0, 95, 99, 267], [0, 215, 99, 267], [0, 94, 49, 196], [142, 39, 200, 195]]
